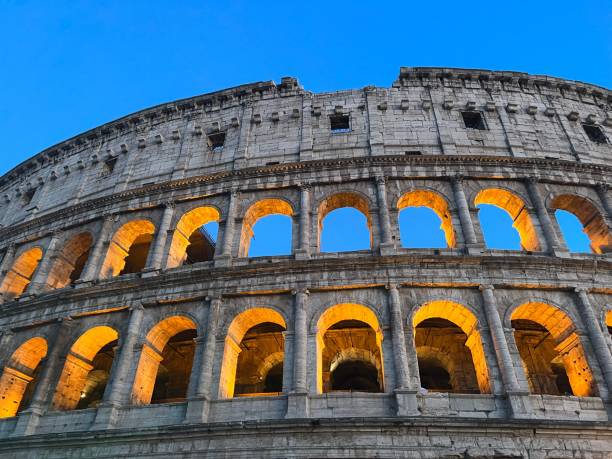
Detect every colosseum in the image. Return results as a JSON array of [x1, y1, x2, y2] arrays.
[[0, 67, 610, 458]]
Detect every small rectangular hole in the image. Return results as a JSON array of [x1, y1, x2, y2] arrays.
[[22, 188, 36, 206], [207, 132, 226, 152], [582, 124, 607, 144], [405, 151, 422, 156], [104, 157, 118, 175], [461, 111, 487, 130], [330, 114, 351, 133]]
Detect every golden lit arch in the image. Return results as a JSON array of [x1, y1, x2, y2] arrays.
[[0, 247, 43, 301], [413, 300, 491, 393], [166, 206, 220, 268], [474, 188, 540, 251], [318, 192, 372, 250], [131, 315, 198, 405], [397, 190, 456, 247], [51, 326, 119, 411], [0, 337, 47, 418], [550, 194, 612, 254], [315, 303, 384, 394], [511, 301, 595, 397], [99, 220, 156, 278], [46, 232, 94, 290], [239, 199, 294, 257], [606, 310, 612, 330], [218, 307, 286, 398]]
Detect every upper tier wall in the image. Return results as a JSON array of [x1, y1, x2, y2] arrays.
[[1, 67, 610, 228]]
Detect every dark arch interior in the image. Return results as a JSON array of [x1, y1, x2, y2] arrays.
[[263, 362, 283, 393], [418, 358, 452, 391], [185, 226, 216, 264], [69, 247, 91, 284], [151, 329, 197, 404], [76, 339, 118, 409], [330, 359, 381, 392], [120, 234, 153, 275]]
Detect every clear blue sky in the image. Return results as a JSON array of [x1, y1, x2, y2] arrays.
[[0, 0, 606, 253]]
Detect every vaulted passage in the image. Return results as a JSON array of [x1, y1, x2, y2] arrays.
[[316, 304, 384, 393], [99, 220, 156, 278], [319, 193, 372, 252], [397, 190, 456, 248], [46, 232, 93, 290], [131, 316, 197, 405], [0, 337, 47, 418], [239, 199, 293, 257], [0, 247, 43, 301], [475, 189, 540, 251], [511, 302, 596, 397], [166, 207, 220, 268], [52, 326, 119, 411], [219, 308, 286, 398], [551, 195, 611, 254], [413, 301, 491, 394]]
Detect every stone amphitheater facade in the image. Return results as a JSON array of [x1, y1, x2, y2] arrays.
[[0, 67, 610, 458]]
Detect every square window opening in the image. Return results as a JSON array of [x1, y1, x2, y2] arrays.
[[104, 157, 118, 175], [582, 124, 607, 144], [208, 132, 226, 152], [330, 114, 351, 133], [461, 111, 486, 130], [22, 188, 36, 206]]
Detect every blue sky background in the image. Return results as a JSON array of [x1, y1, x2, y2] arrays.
[[1, 0, 607, 253]]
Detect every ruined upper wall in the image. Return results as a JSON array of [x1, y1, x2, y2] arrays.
[[1, 67, 610, 227]]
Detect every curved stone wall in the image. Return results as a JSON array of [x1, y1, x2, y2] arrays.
[[0, 67, 610, 458]]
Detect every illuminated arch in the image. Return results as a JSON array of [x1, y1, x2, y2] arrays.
[[397, 190, 456, 247], [475, 188, 540, 251], [0, 247, 43, 301], [318, 192, 372, 251], [239, 198, 294, 257], [51, 326, 119, 411], [99, 220, 156, 278], [0, 337, 47, 418], [315, 303, 384, 393], [413, 300, 491, 393], [218, 308, 286, 398], [46, 232, 93, 290], [511, 301, 595, 397], [166, 206, 220, 268], [550, 194, 611, 254]]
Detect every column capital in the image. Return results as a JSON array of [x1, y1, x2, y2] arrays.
[[385, 283, 400, 291], [375, 175, 387, 185], [129, 302, 145, 312], [103, 214, 116, 224], [574, 286, 589, 295], [479, 284, 495, 292], [292, 288, 310, 296], [298, 182, 312, 191], [451, 174, 465, 184], [162, 200, 175, 209], [596, 182, 609, 193], [525, 176, 540, 186]]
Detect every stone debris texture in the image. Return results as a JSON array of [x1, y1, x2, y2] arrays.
[[0, 67, 610, 458]]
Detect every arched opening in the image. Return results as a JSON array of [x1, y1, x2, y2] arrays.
[[0, 337, 47, 418], [239, 199, 293, 257], [99, 220, 156, 278], [606, 311, 612, 337], [166, 207, 220, 268], [554, 210, 592, 253], [0, 247, 43, 301], [316, 304, 384, 393], [131, 316, 197, 405], [318, 193, 372, 252], [218, 308, 286, 398], [551, 195, 612, 254], [397, 190, 456, 248], [413, 301, 490, 394], [511, 302, 596, 397], [46, 233, 93, 290], [475, 188, 540, 251], [51, 326, 119, 411]]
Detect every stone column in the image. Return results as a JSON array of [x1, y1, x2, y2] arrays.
[[596, 183, 612, 226], [574, 288, 612, 398], [525, 178, 565, 255], [145, 202, 175, 272], [286, 289, 310, 418], [376, 177, 394, 255], [27, 231, 63, 294], [92, 304, 145, 429], [215, 191, 238, 267], [295, 185, 311, 260], [79, 216, 115, 282], [451, 176, 479, 251], [0, 244, 16, 278], [387, 284, 418, 416], [12, 317, 75, 436], [184, 297, 222, 424]]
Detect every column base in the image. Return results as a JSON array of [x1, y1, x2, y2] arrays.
[[183, 396, 212, 424], [73, 279, 94, 289], [394, 389, 420, 417], [11, 407, 43, 437], [294, 249, 311, 261], [285, 392, 310, 419], [465, 244, 485, 256], [214, 255, 232, 268], [90, 402, 121, 430], [506, 391, 533, 419], [140, 268, 161, 278], [379, 242, 396, 256]]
